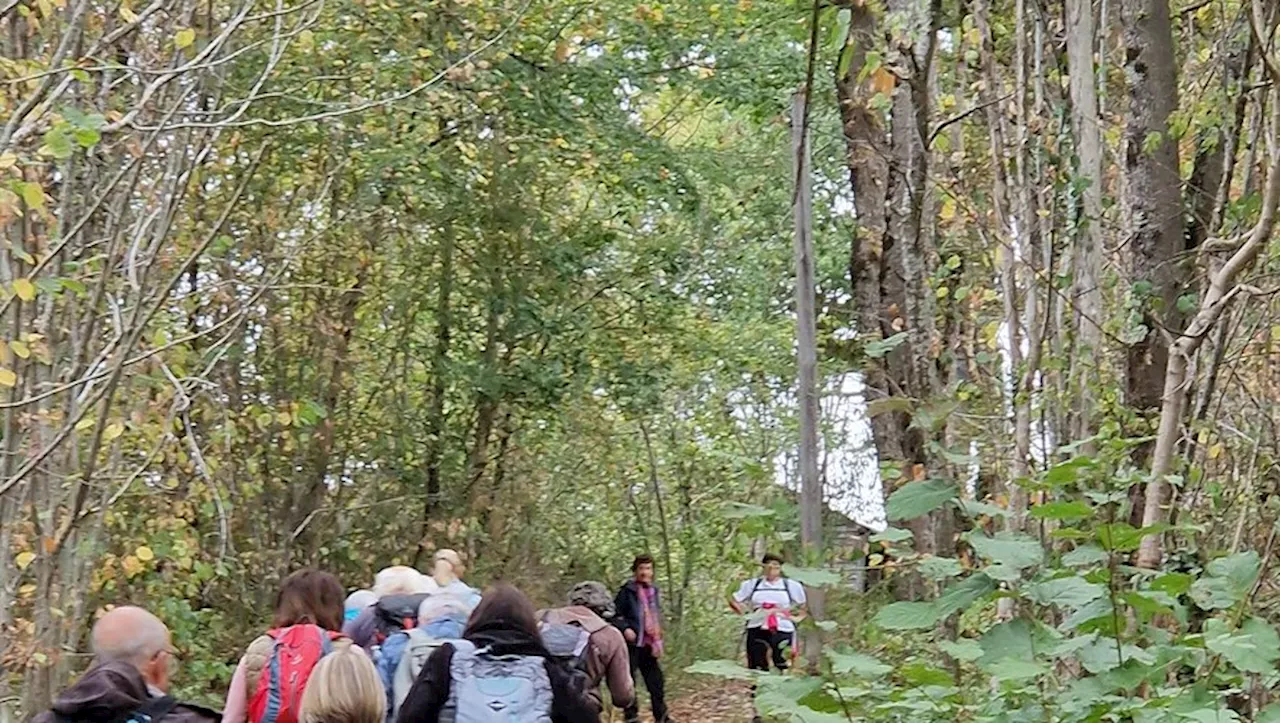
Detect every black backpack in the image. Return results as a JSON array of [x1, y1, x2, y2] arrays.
[[373, 593, 430, 642]]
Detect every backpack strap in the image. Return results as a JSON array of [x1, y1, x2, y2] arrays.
[[110, 696, 179, 723], [748, 577, 797, 606]]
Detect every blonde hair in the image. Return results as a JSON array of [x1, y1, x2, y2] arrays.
[[299, 642, 385, 723]]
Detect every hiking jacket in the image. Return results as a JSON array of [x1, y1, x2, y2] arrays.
[[539, 606, 635, 710], [613, 580, 660, 647], [33, 661, 219, 723], [395, 622, 600, 723]]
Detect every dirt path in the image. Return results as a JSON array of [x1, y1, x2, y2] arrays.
[[604, 681, 756, 723]]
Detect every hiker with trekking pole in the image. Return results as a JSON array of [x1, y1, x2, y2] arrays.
[[729, 553, 808, 673]]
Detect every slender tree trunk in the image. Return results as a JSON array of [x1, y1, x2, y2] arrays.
[[792, 89, 825, 667], [415, 221, 455, 567], [1137, 80, 1280, 567]]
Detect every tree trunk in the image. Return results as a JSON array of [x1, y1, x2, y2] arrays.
[[1121, 0, 1185, 428], [792, 89, 825, 667], [1067, 0, 1105, 443]]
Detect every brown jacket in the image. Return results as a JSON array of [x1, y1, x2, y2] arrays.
[[540, 606, 635, 710], [32, 661, 219, 723]]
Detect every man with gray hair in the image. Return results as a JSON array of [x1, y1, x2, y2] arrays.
[[539, 581, 635, 713], [34, 606, 218, 723]]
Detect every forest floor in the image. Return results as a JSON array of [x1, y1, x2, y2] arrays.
[[605, 680, 756, 722]]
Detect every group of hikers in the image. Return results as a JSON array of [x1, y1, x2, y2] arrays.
[[34, 550, 808, 723]]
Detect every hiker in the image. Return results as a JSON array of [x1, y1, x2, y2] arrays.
[[539, 581, 635, 714], [344, 566, 435, 650], [396, 583, 600, 723], [379, 596, 469, 720], [425, 549, 482, 611], [729, 553, 808, 672], [299, 641, 386, 723], [223, 569, 351, 723], [614, 555, 672, 723], [345, 590, 378, 623], [33, 606, 219, 723]]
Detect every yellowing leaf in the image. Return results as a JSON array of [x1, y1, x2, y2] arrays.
[[276, 411, 292, 426], [1208, 443, 1224, 460], [871, 67, 896, 95], [20, 182, 45, 210], [135, 545, 155, 562], [0, 368, 15, 387], [9, 340, 29, 359], [175, 28, 195, 49], [13, 278, 35, 301], [122, 555, 143, 578], [75, 417, 95, 431], [103, 421, 125, 441], [119, 4, 138, 21], [0, 152, 16, 170], [15, 551, 35, 570]]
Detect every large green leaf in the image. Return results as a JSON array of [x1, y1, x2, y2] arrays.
[[873, 601, 940, 630], [885, 479, 958, 521], [870, 527, 914, 544], [1027, 576, 1106, 608], [1062, 544, 1109, 567], [936, 573, 996, 616], [979, 619, 1035, 666], [939, 638, 984, 662], [826, 649, 892, 677], [917, 555, 964, 581], [1206, 551, 1261, 597], [786, 567, 843, 588], [967, 532, 1044, 569], [684, 659, 762, 681], [1029, 500, 1093, 521], [1204, 617, 1280, 673]]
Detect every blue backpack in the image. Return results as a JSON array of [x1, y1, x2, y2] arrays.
[[441, 640, 553, 723]]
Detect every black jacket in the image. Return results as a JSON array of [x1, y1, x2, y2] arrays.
[[32, 661, 218, 723], [396, 622, 599, 723], [613, 580, 660, 644]]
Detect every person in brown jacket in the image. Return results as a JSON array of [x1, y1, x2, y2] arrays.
[[539, 581, 636, 713], [33, 606, 219, 723]]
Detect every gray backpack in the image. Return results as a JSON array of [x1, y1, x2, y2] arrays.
[[441, 640, 553, 723], [390, 629, 449, 718]]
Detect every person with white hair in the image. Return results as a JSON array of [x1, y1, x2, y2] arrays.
[[33, 606, 219, 723], [344, 566, 436, 650]]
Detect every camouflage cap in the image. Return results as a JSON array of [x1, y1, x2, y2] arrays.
[[568, 580, 616, 619]]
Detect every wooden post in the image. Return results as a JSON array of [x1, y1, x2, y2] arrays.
[[792, 88, 825, 669]]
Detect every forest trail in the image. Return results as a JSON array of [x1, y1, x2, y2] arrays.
[[605, 680, 755, 723]]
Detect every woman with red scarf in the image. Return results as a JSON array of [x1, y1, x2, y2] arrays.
[[613, 555, 672, 723]]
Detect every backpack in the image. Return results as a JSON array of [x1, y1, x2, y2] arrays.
[[748, 576, 797, 606], [373, 593, 430, 643], [538, 619, 593, 700], [442, 640, 554, 723], [386, 628, 450, 718], [247, 624, 342, 723]]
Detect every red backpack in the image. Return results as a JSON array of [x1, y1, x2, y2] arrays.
[[247, 624, 343, 723]]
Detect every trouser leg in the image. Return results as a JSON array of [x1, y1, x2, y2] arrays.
[[637, 646, 668, 722]]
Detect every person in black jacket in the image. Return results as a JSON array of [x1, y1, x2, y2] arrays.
[[614, 555, 672, 723], [33, 607, 218, 723], [396, 583, 598, 723]]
